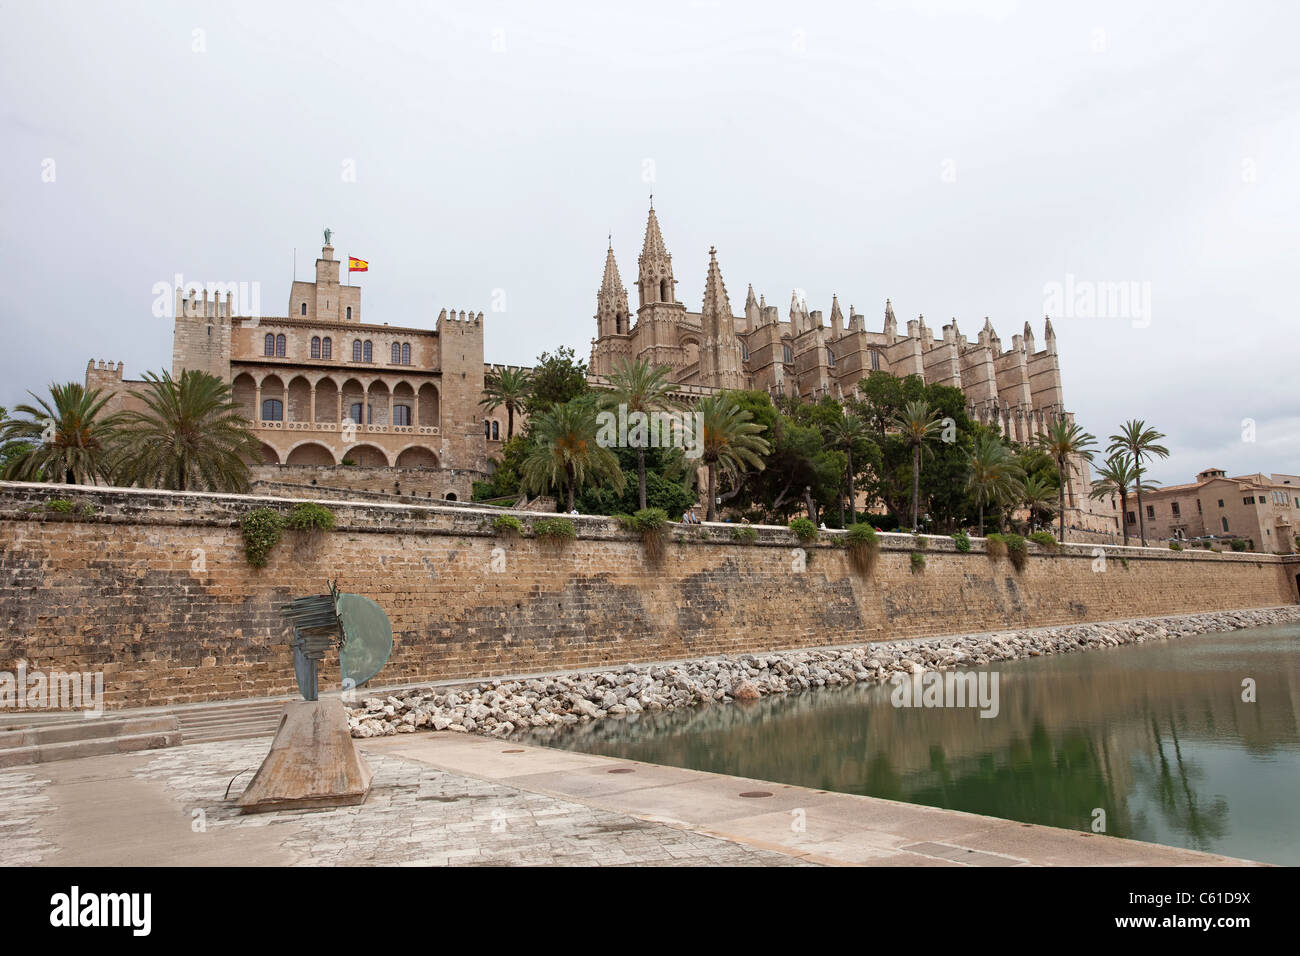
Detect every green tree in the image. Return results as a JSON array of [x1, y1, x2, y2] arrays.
[[600, 357, 681, 511], [1035, 419, 1098, 543], [480, 366, 531, 441], [519, 395, 624, 512], [695, 393, 770, 521], [1107, 420, 1170, 547], [892, 399, 946, 532], [1018, 472, 1059, 532], [1, 382, 124, 485], [822, 409, 874, 527], [965, 433, 1023, 536], [525, 346, 589, 414], [114, 369, 262, 492], [1090, 451, 1157, 546]]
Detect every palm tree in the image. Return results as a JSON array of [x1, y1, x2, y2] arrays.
[[965, 433, 1023, 536], [519, 396, 624, 512], [1019, 473, 1059, 532], [1090, 452, 1157, 546], [1108, 420, 1170, 547], [480, 366, 532, 441], [696, 394, 770, 521], [601, 358, 681, 511], [826, 411, 869, 526], [1034, 419, 1098, 543], [891, 400, 945, 532], [114, 369, 262, 492], [1, 382, 124, 485]]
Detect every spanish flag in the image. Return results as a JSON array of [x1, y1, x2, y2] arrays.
[[348, 256, 369, 272]]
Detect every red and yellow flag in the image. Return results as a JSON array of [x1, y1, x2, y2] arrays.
[[348, 256, 369, 272]]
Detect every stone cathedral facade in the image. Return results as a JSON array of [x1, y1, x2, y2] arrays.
[[589, 204, 1112, 532]]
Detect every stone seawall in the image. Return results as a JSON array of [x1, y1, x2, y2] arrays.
[[1, 481, 1297, 711]]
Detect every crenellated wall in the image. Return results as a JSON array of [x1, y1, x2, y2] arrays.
[[1, 482, 1296, 711]]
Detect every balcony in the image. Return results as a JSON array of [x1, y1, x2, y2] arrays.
[[257, 420, 439, 436]]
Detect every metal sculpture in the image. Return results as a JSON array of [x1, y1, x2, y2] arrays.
[[281, 581, 393, 700]]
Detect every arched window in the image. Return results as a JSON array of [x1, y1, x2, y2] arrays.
[[783, 344, 793, 365], [491, 421, 500, 441], [321, 337, 332, 359], [391, 342, 401, 364], [659, 278, 669, 302], [401, 342, 411, 365], [870, 350, 880, 371], [484, 421, 491, 438], [275, 334, 286, 357], [300, 302, 307, 316], [827, 347, 835, 367], [264, 333, 275, 356], [346, 306, 352, 320], [350, 402, 369, 425], [261, 398, 283, 421], [393, 405, 411, 427], [363, 340, 373, 363], [352, 340, 362, 362], [740, 339, 749, 361], [311, 336, 321, 359]]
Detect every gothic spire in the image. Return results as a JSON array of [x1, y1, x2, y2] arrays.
[[701, 246, 732, 319]]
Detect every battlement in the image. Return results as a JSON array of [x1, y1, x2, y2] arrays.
[[175, 287, 236, 319], [85, 359, 125, 381], [436, 308, 484, 328]]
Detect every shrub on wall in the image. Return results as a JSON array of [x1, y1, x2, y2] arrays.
[[1230, 539, 1248, 552], [617, 508, 669, 562], [534, 517, 576, 542], [285, 501, 336, 533], [845, 523, 880, 573], [1028, 530, 1058, 551], [1169, 541, 1183, 551], [952, 530, 972, 553], [789, 518, 818, 543], [912, 533, 928, 552], [730, 525, 758, 545], [910, 551, 926, 572], [242, 507, 286, 568], [492, 514, 525, 536], [985, 532, 1008, 560], [1003, 533, 1028, 571]]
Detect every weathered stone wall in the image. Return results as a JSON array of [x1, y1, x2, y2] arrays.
[[2, 482, 1297, 711]]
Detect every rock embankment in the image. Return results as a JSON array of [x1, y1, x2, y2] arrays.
[[347, 606, 1300, 739]]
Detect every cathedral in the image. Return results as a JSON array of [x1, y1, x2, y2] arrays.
[[588, 202, 1110, 531]]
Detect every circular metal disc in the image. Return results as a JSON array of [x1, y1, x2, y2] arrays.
[[337, 593, 394, 689]]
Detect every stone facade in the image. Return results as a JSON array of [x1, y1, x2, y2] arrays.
[[589, 204, 1110, 530], [86, 242, 513, 500], [2, 482, 1295, 711], [1133, 467, 1300, 553]]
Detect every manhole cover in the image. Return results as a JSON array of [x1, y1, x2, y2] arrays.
[[607, 768, 636, 774], [739, 791, 773, 798]]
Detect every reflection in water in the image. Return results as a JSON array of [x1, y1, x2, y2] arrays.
[[526, 623, 1300, 864]]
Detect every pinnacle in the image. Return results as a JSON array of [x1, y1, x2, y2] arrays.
[[600, 244, 624, 296], [640, 206, 669, 262], [701, 247, 732, 317]]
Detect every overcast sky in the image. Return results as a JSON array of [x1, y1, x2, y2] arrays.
[[2, 0, 1297, 484]]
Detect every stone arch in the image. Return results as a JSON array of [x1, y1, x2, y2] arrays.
[[232, 373, 256, 421], [314, 376, 339, 423], [286, 375, 312, 423], [258, 442, 281, 465], [340, 378, 366, 426], [680, 336, 700, 368], [342, 443, 390, 467], [366, 379, 391, 427], [417, 383, 440, 429], [392, 381, 415, 427], [395, 446, 439, 469], [443, 491, 458, 501], [285, 442, 336, 466]]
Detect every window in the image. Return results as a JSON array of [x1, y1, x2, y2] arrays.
[[346, 306, 352, 320], [1171, 502, 1180, 517], [1243, 496, 1255, 506], [311, 336, 321, 359], [492, 421, 499, 440], [392, 342, 401, 364], [870, 350, 880, 371], [261, 399, 283, 421], [264, 333, 275, 356], [740, 339, 749, 361], [826, 347, 835, 367], [321, 337, 332, 359], [275, 334, 286, 357], [393, 405, 411, 427], [1125, 511, 1136, 525], [1218, 499, 1224, 508], [349, 402, 371, 425], [352, 340, 362, 362], [1146, 505, 1155, 519], [1196, 499, 1202, 513], [783, 345, 793, 364], [484, 420, 491, 438], [363, 340, 373, 363], [300, 302, 307, 316], [402, 342, 411, 365], [1222, 517, 1230, 532]]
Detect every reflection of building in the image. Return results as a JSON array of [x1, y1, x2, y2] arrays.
[[86, 242, 511, 500], [1134, 468, 1300, 553], [590, 202, 1109, 531]]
